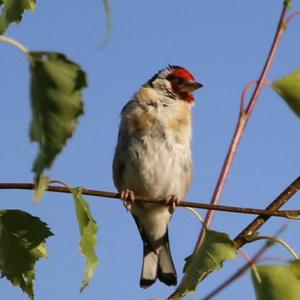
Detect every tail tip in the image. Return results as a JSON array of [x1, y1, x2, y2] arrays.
[[159, 273, 177, 286], [140, 278, 156, 289]]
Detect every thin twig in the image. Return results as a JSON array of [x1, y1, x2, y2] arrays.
[[0, 181, 300, 219], [286, 10, 300, 24], [238, 249, 261, 283], [183, 8, 292, 295], [203, 0, 289, 232], [189, 2, 292, 265]]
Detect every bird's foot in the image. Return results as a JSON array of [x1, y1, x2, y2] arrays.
[[166, 195, 180, 213], [120, 189, 135, 211]]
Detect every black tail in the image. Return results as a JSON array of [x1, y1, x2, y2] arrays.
[[132, 216, 177, 288], [140, 247, 158, 288], [140, 231, 177, 288], [157, 232, 177, 286]]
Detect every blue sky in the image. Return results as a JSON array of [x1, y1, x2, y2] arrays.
[[1, 0, 300, 299]]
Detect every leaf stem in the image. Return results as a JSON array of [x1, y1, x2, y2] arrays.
[[0, 35, 29, 55], [100, 0, 113, 47], [49, 180, 72, 190], [185, 207, 204, 223], [250, 236, 299, 260]]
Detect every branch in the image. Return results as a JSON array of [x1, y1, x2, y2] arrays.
[[203, 0, 290, 231], [234, 175, 300, 248], [167, 176, 299, 300], [0, 181, 300, 219]]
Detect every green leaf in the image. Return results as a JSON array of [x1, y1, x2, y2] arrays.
[[252, 261, 300, 300], [71, 187, 99, 291], [29, 52, 87, 183], [0, 0, 36, 34], [0, 209, 53, 299], [273, 68, 300, 119], [284, 0, 292, 9], [176, 229, 237, 298], [33, 174, 49, 203]]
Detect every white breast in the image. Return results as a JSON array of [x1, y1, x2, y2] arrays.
[[118, 91, 193, 200]]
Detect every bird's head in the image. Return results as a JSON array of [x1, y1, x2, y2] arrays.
[[146, 65, 203, 103]]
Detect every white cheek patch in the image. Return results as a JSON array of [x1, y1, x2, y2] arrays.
[[153, 78, 173, 94]]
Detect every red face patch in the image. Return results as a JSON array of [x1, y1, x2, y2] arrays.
[[168, 68, 196, 102], [171, 68, 195, 81], [177, 91, 195, 102]]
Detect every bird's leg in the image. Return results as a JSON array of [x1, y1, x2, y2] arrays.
[[120, 189, 135, 211], [166, 195, 181, 214]]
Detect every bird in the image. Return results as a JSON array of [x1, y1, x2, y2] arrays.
[[112, 65, 202, 288]]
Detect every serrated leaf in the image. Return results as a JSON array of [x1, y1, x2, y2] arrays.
[[0, 0, 36, 34], [29, 52, 87, 183], [175, 229, 237, 298], [252, 261, 300, 300], [273, 68, 300, 119], [0, 209, 53, 299], [71, 187, 99, 291]]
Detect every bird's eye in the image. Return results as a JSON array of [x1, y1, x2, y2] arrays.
[[167, 74, 175, 81], [175, 77, 184, 85]]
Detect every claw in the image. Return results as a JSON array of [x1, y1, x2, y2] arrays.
[[120, 189, 135, 211], [166, 195, 180, 213]]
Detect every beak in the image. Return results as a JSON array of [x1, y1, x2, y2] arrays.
[[181, 80, 203, 93]]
